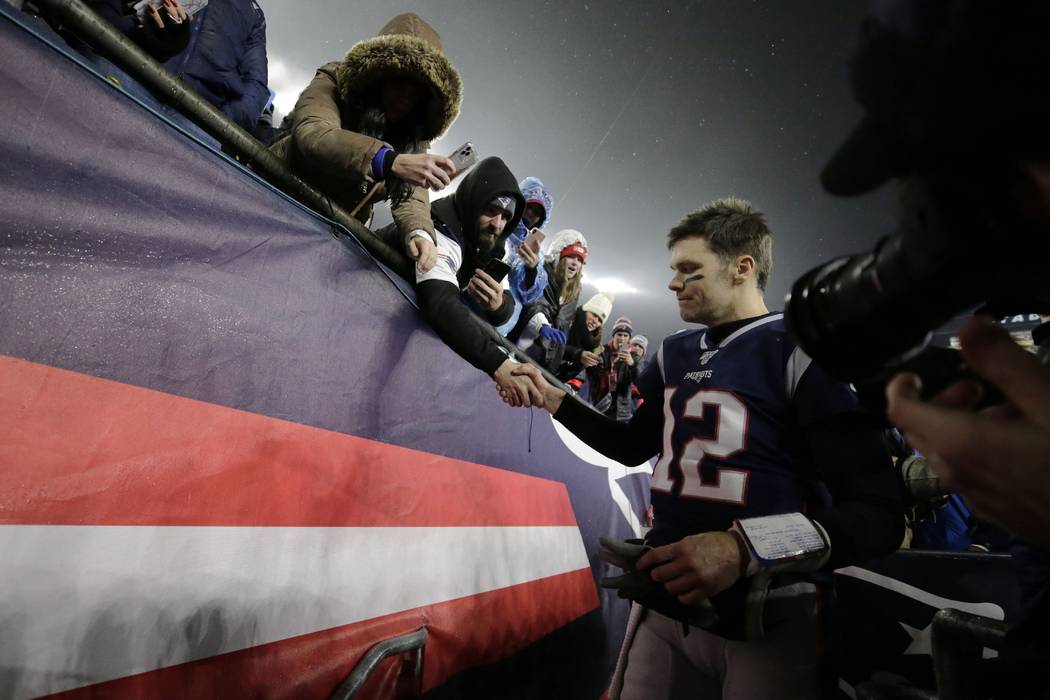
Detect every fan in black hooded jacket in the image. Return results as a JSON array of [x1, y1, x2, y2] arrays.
[[379, 156, 525, 376]]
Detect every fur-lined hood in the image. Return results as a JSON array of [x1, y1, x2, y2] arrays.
[[543, 229, 588, 265], [335, 13, 462, 141]]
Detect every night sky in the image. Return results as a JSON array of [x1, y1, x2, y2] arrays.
[[259, 0, 896, 343]]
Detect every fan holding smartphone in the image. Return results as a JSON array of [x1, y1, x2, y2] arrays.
[[494, 177, 557, 337]]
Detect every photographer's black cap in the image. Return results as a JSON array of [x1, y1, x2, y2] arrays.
[[821, 116, 911, 196], [822, 0, 1050, 197]]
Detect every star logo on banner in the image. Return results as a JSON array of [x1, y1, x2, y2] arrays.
[[899, 621, 933, 656]]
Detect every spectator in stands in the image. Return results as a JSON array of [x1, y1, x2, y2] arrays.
[[497, 177, 554, 336], [270, 13, 461, 271], [627, 334, 649, 416], [511, 229, 588, 371], [587, 317, 640, 422], [377, 156, 540, 404], [629, 334, 649, 373], [558, 291, 613, 386], [156, 0, 269, 132], [82, 0, 191, 62]]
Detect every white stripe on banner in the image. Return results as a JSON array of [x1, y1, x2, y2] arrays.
[[0, 524, 589, 698]]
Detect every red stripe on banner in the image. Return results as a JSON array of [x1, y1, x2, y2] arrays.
[[39, 568, 599, 699], [0, 355, 575, 527]]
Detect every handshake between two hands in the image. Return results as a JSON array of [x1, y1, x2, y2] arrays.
[[493, 360, 562, 410]]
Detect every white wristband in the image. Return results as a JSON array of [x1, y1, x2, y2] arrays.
[[730, 512, 830, 577]]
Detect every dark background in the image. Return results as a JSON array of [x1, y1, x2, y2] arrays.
[[260, 0, 896, 343]]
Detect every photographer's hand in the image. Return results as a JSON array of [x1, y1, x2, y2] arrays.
[[886, 316, 1050, 547]]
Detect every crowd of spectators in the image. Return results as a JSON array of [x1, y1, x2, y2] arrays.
[[22, 1, 653, 407]]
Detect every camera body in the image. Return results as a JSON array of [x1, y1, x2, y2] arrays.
[[786, 165, 1049, 412], [786, 0, 1050, 396]]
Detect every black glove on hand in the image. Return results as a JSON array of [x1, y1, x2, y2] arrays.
[[599, 536, 718, 629], [599, 537, 656, 600]]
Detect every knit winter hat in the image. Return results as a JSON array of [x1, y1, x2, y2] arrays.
[[581, 292, 614, 323], [630, 335, 649, 353], [543, 229, 588, 265], [489, 195, 516, 218], [611, 316, 633, 336]]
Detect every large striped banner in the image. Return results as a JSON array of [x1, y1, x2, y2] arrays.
[[0, 9, 650, 699]]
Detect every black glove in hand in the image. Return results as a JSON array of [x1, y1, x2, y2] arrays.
[[599, 537, 655, 600], [598, 536, 719, 629]]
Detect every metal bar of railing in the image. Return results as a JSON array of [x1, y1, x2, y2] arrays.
[[930, 609, 1008, 700], [26, 0, 579, 396], [30, 0, 413, 277], [328, 627, 427, 700]]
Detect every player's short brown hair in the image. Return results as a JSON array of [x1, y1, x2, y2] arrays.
[[666, 197, 773, 292]]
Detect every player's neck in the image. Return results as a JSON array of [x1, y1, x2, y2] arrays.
[[713, 293, 769, 327]]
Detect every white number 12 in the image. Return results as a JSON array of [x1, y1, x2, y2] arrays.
[[650, 388, 750, 504]]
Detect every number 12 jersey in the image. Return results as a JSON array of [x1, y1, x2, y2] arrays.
[[634, 313, 859, 547]]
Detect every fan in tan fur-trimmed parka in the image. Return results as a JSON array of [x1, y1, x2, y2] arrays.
[[270, 13, 462, 242]]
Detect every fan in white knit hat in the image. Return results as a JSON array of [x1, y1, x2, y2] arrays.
[[581, 292, 614, 324]]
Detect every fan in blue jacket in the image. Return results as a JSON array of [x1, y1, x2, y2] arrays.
[[496, 177, 554, 335], [163, 0, 269, 132]]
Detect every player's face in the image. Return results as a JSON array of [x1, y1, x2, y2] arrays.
[[668, 237, 734, 325]]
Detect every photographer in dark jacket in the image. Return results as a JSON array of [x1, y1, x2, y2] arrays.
[[379, 156, 542, 405]]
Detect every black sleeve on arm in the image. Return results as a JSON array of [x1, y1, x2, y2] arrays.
[[416, 279, 509, 376], [553, 391, 662, 465], [481, 290, 514, 327], [523, 265, 537, 289], [807, 413, 905, 570]]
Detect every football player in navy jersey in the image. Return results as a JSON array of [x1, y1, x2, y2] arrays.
[[502, 198, 903, 699]]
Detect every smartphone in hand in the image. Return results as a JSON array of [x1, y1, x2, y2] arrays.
[[481, 257, 512, 284], [523, 227, 545, 254], [447, 142, 478, 178]]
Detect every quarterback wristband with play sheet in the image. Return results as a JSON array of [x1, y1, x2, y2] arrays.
[[730, 512, 830, 577]]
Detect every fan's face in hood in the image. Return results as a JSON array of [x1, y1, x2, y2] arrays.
[[475, 204, 512, 256], [522, 202, 546, 230], [451, 157, 524, 256], [382, 78, 425, 122]]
